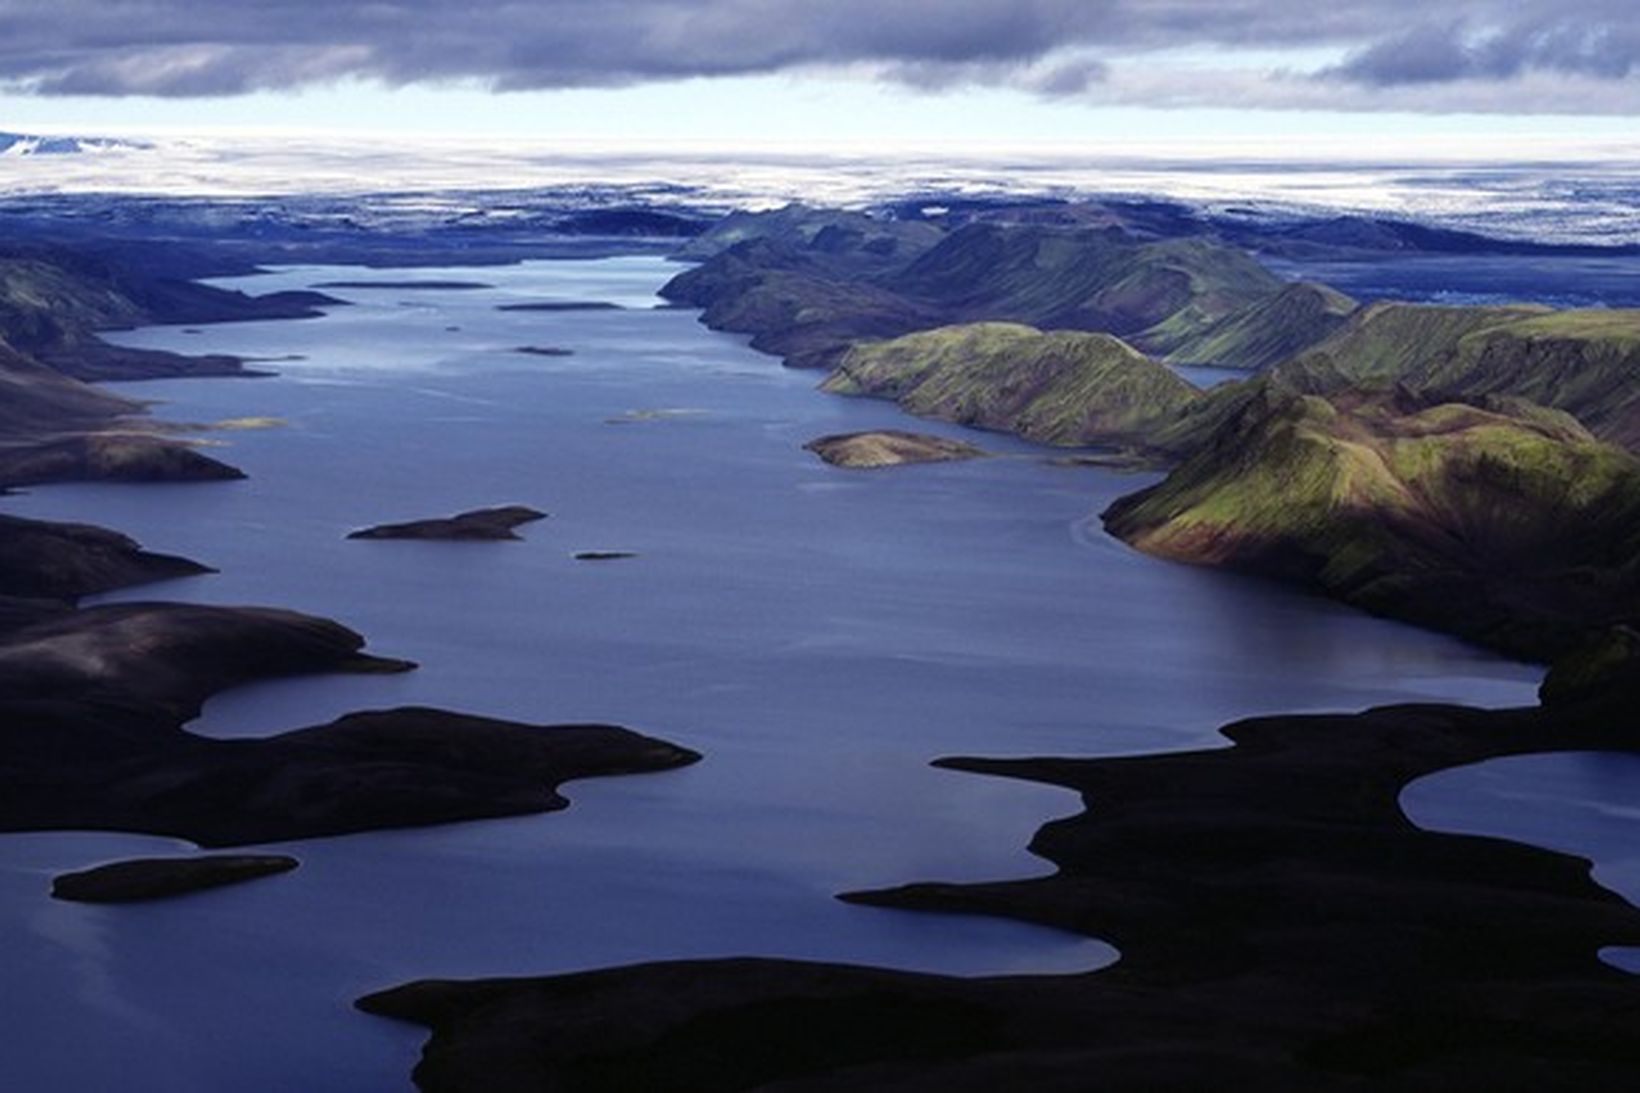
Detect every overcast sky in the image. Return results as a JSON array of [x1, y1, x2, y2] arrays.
[[0, 1, 1635, 150]]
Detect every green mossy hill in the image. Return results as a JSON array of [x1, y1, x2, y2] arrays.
[[672, 203, 945, 266], [1279, 302, 1546, 390], [663, 214, 1288, 369], [665, 240, 940, 370], [1181, 303, 1640, 451], [1410, 309, 1640, 451], [1104, 390, 1640, 660], [1150, 302, 1640, 458], [887, 224, 1284, 342], [823, 322, 1199, 453], [1159, 281, 1358, 370]]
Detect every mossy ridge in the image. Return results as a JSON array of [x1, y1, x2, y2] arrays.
[[1105, 391, 1640, 660], [1157, 281, 1359, 370], [672, 203, 945, 266], [664, 214, 1291, 371], [1152, 303, 1640, 458], [1414, 311, 1640, 451], [1283, 301, 1544, 388], [887, 224, 1284, 338], [824, 322, 1199, 453]]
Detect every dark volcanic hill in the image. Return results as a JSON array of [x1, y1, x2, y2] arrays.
[[0, 246, 339, 381]]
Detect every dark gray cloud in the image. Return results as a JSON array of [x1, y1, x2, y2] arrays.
[[0, 0, 1634, 110], [1329, 16, 1640, 85]]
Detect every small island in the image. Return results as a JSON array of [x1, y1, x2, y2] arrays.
[[804, 429, 988, 468], [52, 855, 299, 903], [496, 301, 623, 312], [346, 505, 547, 541]]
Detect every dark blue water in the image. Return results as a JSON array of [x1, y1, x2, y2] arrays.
[[0, 257, 1541, 1092], [1265, 254, 1640, 310]]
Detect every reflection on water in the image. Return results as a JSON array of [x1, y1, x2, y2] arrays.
[[1402, 751, 1640, 974], [0, 257, 1542, 1091]]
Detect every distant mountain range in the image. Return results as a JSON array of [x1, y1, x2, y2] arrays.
[[0, 132, 1636, 247], [0, 130, 150, 156]]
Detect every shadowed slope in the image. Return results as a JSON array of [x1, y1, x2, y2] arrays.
[[1106, 390, 1640, 660]]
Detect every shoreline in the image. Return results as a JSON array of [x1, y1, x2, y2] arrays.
[[6, 244, 1627, 1090], [365, 689, 1640, 1090]]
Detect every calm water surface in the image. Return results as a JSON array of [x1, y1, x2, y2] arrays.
[[1403, 751, 1640, 975], [0, 257, 1542, 1091]]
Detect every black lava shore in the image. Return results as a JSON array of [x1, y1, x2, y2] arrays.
[[361, 677, 1640, 1092]]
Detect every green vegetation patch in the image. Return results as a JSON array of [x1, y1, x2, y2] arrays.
[[825, 322, 1199, 451]]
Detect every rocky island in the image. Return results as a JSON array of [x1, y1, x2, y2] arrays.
[[346, 505, 548, 541], [803, 429, 988, 468], [52, 854, 300, 903]]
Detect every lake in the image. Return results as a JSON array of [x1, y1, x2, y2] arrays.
[[0, 256, 1546, 1091]]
